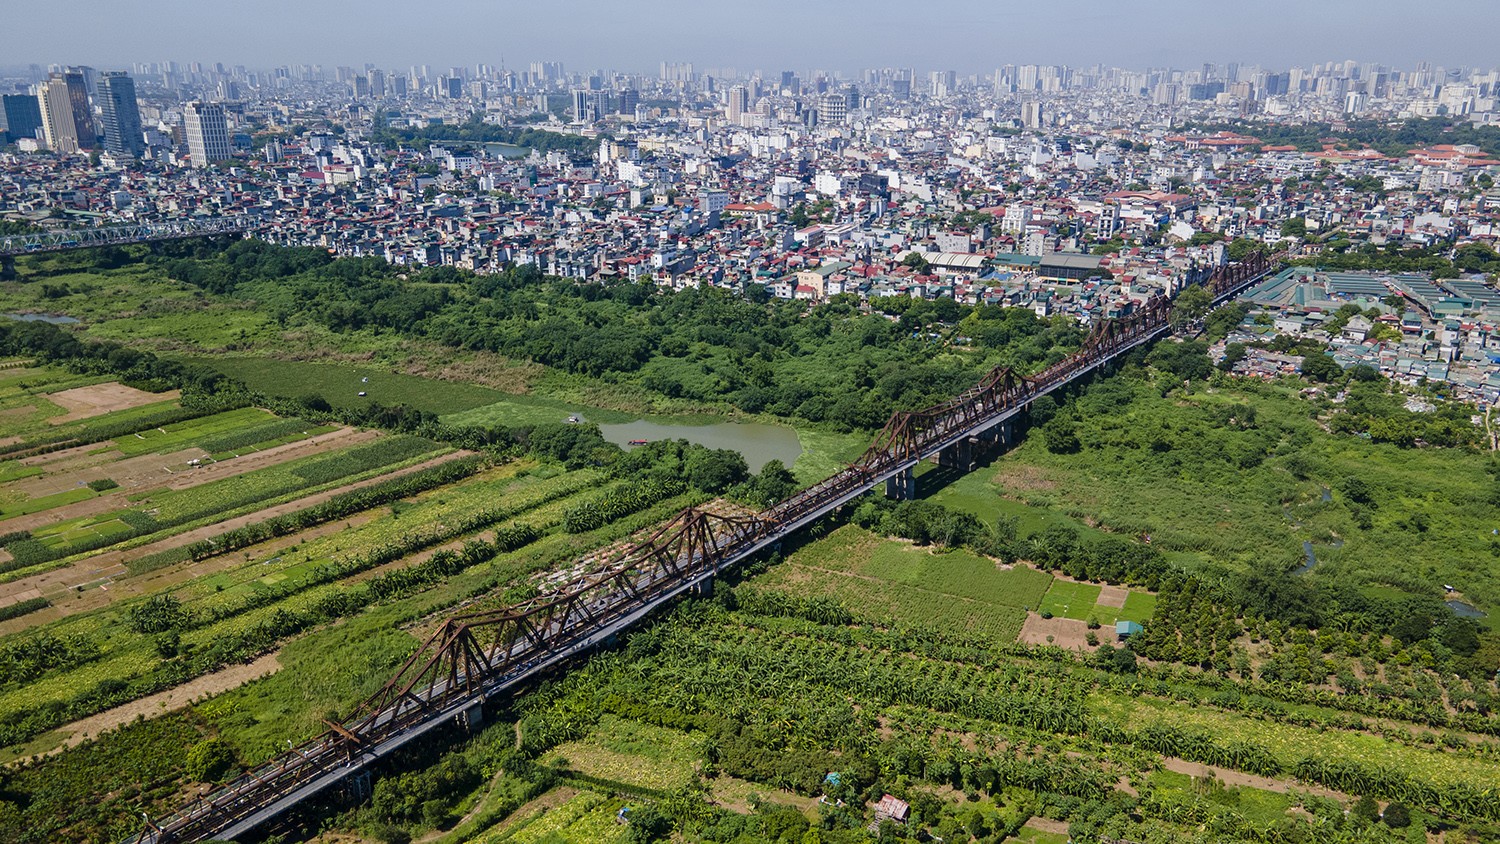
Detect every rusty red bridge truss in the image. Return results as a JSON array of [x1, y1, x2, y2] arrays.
[[128, 251, 1279, 844]]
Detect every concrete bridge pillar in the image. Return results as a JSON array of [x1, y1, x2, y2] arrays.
[[459, 701, 484, 732], [347, 770, 372, 801], [689, 575, 714, 599], [884, 466, 915, 500]]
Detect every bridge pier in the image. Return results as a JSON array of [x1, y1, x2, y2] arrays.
[[347, 770, 372, 801], [0, 256, 13, 281], [458, 701, 484, 732], [934, 420, 1013, 473], [884, 466, 915, 500], [689, 575, 714, 599]]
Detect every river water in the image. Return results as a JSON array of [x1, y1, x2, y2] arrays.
[[595, 419, 802, 473]]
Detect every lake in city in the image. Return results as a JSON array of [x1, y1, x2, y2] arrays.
[[483, 143, 530, 159]]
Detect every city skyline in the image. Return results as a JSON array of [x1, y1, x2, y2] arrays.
[[4, 0, 1499, 75]]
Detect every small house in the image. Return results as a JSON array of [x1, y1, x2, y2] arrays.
[[1116, 620, 1143, 640], [872, 794, 910, 825]]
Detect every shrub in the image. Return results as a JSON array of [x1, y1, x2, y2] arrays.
[[86, 478, 119, 492], [184, 738, 237, 782]]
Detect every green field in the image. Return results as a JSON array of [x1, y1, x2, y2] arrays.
[[542, 715, 704, 792], [1037, 580, 1157, 626], [753, 525, 1051, 641], [194, 357, 508, 416], [1037, 580, 1101, 620]]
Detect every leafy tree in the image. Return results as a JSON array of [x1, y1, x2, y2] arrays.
[[1381, 801, 1411, 828], [1338, 475, 1374, 506], [1040, 416, 1081, 454], [1170, 285, 1212, 326], [1219, 342, 1247, 371], [625, 804, 672, 843], [1351, 794, 1381, 824], [900, 251, 931, 274], [184, 738, 237, 783], [1299, 354, 1343, 383]]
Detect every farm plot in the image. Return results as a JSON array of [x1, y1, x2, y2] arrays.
[[1037, 579, 1157, 625], [473, 790, 627, 844], [108, 406, 281, 457], [541, 714, 705, 792], [45, 382, 178, 425], [751, 525, 1048, 641], [2, 434, 446, 571]]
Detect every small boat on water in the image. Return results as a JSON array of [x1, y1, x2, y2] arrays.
[[627, 439, 649, 446]]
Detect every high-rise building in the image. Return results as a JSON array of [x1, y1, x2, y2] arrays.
[[36, 71, 95, 153], [818, 91, 848, 125], [571, 89, 605, 122], [726, 85, 748, 124], [183, 100, 231, 167], [616, 87, 639, 115], [97, 72, 145, 158], [1020, 101, 1044, 130], [0, 94, 44, 145]]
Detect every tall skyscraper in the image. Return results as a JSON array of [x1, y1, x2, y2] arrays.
[[0, 94, 44, 145], [183, 100, 231, 167], [726, 85, 748, 124], [97, 72, 145, 158], [36, 71, 95, 153]]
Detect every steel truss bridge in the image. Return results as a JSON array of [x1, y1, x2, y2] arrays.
[[129, 252, 1280, 844], [0, 217, 255, 258]]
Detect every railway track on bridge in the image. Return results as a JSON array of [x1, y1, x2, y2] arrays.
[[0, 216, 256, 258], [128, 252, 1280, 844]]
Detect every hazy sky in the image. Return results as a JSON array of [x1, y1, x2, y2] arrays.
[[5, 0, 1496, 75]]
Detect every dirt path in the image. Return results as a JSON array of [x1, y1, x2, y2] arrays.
[[0, 450, 474, 633], [1159, 757, 1350, 801], [8, 652, 282, 766]]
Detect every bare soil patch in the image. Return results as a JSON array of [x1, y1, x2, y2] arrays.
[[1023, 817, 1071, 835], [46, 383, 179, 424], [1096, 584, 1129, 609], [11, 448, 206, 498], [1018, 612, 1094, 651], [990, 463, 1061, 493]]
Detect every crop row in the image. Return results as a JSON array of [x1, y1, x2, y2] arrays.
[[124, 454, 490, 575], [0, 400, 233, 459], [561, 479, 686, 533], [1, 436, 445, 571]]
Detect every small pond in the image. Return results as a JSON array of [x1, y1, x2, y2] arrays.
[[594, 418, 802, 473], [4, 312, 78, 324]]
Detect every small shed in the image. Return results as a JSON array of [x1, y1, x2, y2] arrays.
[[872, 794, 910, 825], [1116, 620, 1144, 640]]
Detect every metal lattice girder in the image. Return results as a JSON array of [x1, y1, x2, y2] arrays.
[[0, 216, 258, 257]]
